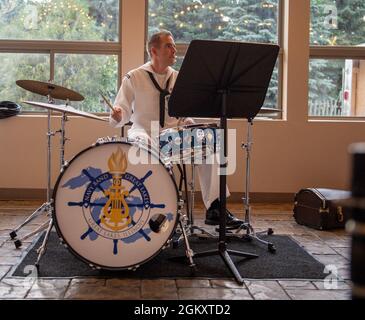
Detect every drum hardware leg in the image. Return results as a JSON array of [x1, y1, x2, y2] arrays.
[[175, 163, 216, 242], [178, 220, 196, 269], [9, 202, 51, 240], [228, 222, 276, 253], [9, 105, 61, 246], [13, 219, 51, 249], [172, 187, 216, 248], [10, 104, 71, 253], [189, 163, 196, 226], [169, 214, 197, 271], [185, 164, 217, 240], [181, 164, 213, 238], [189, 225, 217, 239], [181, 164, 191, 222], [226, 119, 276, 254], [10, 109, 55, 241], [177, 164, 190, 220], [173, 164, 215, 248], [35, 218, 54, 269], [172, 208, 189, 249], [56, 112, 69, 168]]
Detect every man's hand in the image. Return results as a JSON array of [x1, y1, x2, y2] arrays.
[[177, 117, 195, 126], [183, 117, 195, 125], [111, 106, 122, 122]]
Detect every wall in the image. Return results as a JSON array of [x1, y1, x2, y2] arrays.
[[1, 0, 364, 200]]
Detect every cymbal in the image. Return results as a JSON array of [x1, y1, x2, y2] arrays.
[[259, 108, 282, 114], [23, 101, 107, 122], [16, 80, 84, 102]]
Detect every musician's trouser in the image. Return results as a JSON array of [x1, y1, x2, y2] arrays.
[[128, 130, 230, 210]]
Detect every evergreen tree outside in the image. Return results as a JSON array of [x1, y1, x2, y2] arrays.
[[148, 0, 279, 108], [0, 0, 119, 112], [0, 53, 50, 108], [0, 0, 118, 41], [335, 0, 365, 46]]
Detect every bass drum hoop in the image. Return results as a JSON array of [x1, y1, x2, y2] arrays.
[[52, 140, 180, 270]]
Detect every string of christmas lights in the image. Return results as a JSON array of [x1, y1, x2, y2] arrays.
[[20, 0, 114, 30], [149, 1, 277, 31]]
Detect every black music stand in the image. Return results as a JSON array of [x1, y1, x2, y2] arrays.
[[168, 39, 279, 284]]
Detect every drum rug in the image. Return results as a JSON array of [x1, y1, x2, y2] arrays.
[[12, 232, 326, 279]]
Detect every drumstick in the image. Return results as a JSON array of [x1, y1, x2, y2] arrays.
[[99, 90, 115, 112]]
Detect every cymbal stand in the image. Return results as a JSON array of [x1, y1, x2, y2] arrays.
[[58, 101, 70, 168], [189, 163, 195, 223], [176, 197, 196, 270], [228, 119, 276, 253], [9, 96, 71, 268], [34, 109, 69, 268], [9, 95, 56, 248]]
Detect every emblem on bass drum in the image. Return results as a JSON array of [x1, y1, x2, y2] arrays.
[[52, 141, 179, 270]]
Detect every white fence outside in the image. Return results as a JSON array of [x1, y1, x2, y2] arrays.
[[309, 98, 350, 116]]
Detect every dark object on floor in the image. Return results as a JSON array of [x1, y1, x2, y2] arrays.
[[293, 188, 351, 230], [12, 232, 326, 280], [0, 101, 21, 119]]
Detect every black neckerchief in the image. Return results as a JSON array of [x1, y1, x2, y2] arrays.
[[146, 71, 171, 128]]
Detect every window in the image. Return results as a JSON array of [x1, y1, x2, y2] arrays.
[[310, 0, 365, 118], [0, 53, 50, 111], [0, 0, 119, 41], [54, 53, 118, 112], [148, 0, 283, 112], [0, 0, 121, 113], [149, 0, 279, 44], [309, 58, 365, 117]]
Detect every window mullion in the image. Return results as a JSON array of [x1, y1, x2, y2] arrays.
[[0, 40, 121, 54], [50, 51, 55, 82], [310, 46, 365, 60]]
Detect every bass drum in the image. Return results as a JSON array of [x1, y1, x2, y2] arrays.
[[52, 140, 179, 270]]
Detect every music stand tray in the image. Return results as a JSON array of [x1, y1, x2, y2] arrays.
[[169, 39, 279, 284]]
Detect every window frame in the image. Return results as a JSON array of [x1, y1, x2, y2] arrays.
[[309, 0, 365, 120], [309, 49, 365, 121], [0, 0, 123, 116]]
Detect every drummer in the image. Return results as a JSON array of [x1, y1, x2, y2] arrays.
[[109, 30, 243, 228]]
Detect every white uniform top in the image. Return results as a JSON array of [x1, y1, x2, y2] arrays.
[[109, 62, 225, 209], [109, 61, 181, 136]]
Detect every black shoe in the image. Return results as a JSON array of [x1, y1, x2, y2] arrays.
[[205, 207, 244, 228]]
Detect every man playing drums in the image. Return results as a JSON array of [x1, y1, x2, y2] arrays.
[[109, 30, 243, 228]]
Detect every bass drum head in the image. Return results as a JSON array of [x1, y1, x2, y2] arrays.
[[53, 141, 178, 270]]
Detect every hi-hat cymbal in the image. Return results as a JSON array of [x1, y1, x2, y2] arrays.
[[16, 80, 84, 102], [259, 107, 282, 114], [23, 101, 107, 122]]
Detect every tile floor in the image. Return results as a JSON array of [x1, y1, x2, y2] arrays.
[[0, 200, 352, 300]]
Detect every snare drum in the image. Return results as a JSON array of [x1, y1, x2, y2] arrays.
[[159, 123, 220, 163], [52, 139, 179, 270]]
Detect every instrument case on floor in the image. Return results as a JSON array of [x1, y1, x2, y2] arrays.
[[293, 188, 351, 230]]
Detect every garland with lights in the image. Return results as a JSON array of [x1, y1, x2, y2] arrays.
[[149, 0, 277, 31]]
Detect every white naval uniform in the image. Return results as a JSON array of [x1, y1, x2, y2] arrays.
[[109, 61, 229, 209]]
